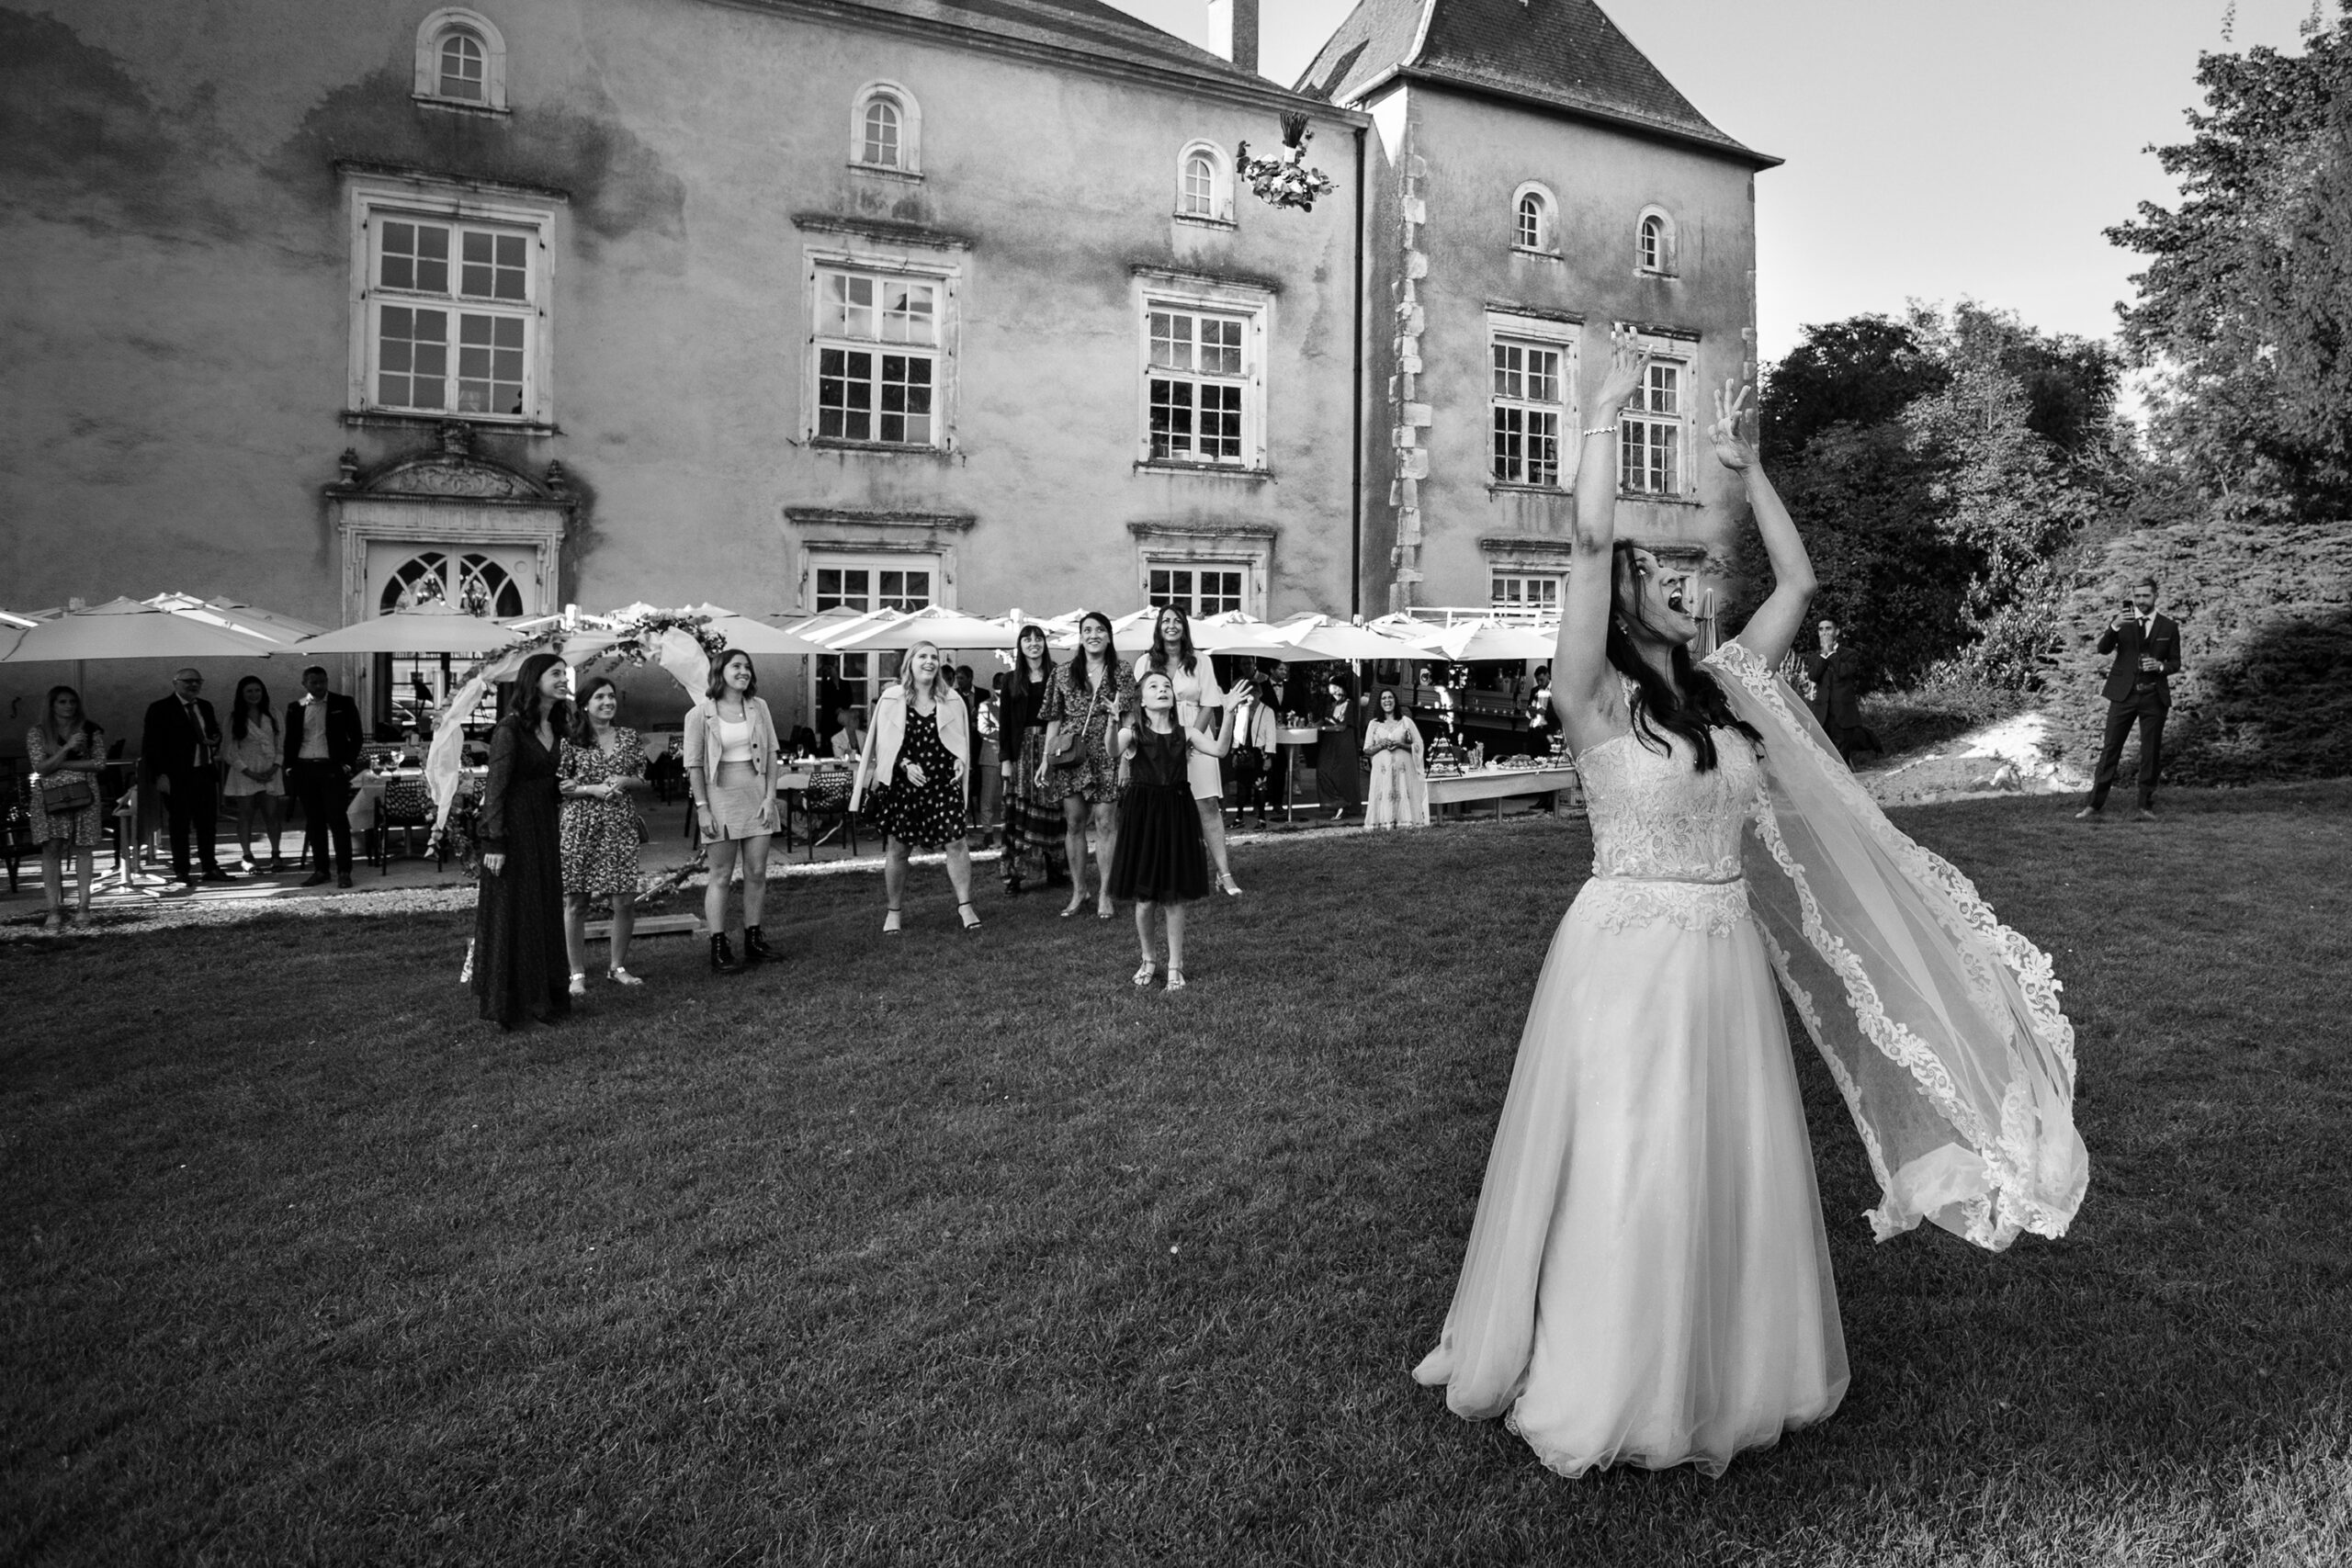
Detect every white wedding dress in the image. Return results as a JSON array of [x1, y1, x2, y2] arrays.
[[1412, 686, 1849, 1477]]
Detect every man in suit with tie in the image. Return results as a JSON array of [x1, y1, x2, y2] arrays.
[[142, 665, 229, 886], [284, 663, 366, 886], [2077, 577, 2183, 822]]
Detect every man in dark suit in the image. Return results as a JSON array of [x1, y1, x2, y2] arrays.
[[284, 663, 366, 886], [2077, 577, 2183, 822], [142, 665, 229, 886], [1801, 618, 1881, 766]]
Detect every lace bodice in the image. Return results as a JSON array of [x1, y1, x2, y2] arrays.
[[1575, 723, 1760, 883]]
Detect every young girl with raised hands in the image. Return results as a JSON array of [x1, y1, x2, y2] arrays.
[[1107, 671, 1252, 991]]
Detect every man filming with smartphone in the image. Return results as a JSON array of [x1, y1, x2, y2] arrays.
[[2076, 576, 2181, 822]]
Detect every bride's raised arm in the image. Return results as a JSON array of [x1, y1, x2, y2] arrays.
[[1552, 325, 1650, 749], [1707, 377, 1815, 669]]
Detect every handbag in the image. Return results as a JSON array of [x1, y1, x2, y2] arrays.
[[40, 773, 96, 815], [1046, 681, 1101, 772]]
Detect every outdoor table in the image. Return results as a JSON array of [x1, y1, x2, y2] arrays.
[[1425, 763, 1580, 821], [1275, 726, 1318, 823], [777, 760, 854, 853]]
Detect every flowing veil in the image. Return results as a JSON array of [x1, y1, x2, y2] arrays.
[[1704, 641, 2088, 1250]]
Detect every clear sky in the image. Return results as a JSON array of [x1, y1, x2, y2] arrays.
[[1108, 0, 2330, 362]]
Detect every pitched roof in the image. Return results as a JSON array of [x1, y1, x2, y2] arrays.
[[785, 0, 1296, 99], [1295, 0, 1774, 166]]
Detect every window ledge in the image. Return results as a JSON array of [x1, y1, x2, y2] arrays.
[[1618, 490, 1702, 507], [848, 162, 923, 183], [1510, 245, 1562, 262], [1133, 459, 1272, 481], [1175, 212, 1238, 231], [1487, 480, 1569, 497], [344, 409, 558, 435], [1634, 268, 1680, 281], [413, 95, 509, 118], [808, 435, 953, 458]]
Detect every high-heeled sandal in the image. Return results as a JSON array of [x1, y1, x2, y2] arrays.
[[1133, 959, 1158, 987], [568, 971, 588, 998], [883, 907, 903, 936], [957, 901, 981, 932], [1217, 873, 1243, 897], [608, 966, 643, 987], [1059, 893, 1087, 919]]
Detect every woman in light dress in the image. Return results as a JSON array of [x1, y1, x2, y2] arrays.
[[1135, 604, 1243, 895], [1362, 687, 1428, 829], [221, 675, 286, 872], [685, 649, 780, 975], [1413, 328, 2087, 1480]]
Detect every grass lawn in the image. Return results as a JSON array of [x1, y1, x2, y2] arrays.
[[6, 784, 2352, 1566]]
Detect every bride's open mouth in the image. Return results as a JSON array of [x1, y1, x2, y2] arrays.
[[1665, 583, 1689, 613]]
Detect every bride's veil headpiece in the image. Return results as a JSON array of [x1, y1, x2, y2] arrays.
[[1704, 641, 2088, 1250]]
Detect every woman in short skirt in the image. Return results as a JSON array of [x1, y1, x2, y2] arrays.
[[1109, 670, 1249, 991], [684, 648, 780, 974], [854, 638, 979, 934]]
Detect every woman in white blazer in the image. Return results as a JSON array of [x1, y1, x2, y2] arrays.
[[853, 640, 978, 934]]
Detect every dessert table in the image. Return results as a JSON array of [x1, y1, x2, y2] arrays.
[[1425, 762, 1580, 819]]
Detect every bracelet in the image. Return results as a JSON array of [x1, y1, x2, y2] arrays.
[[1580, 423, 1619, 438]]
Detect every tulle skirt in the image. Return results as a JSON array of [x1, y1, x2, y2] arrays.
[[1413, 881, 1848, 1478], [1106, 781, 1207, 903]]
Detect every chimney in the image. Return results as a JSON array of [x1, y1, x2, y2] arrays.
[[1206, 0, 1260, 75]]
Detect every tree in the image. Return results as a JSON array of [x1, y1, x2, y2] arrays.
[[1758, 314, 1948, 463], [2109, 6, 2352, 520]]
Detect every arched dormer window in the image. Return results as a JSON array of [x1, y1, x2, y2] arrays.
[[852, 83, 922, 175], [1511, 182, 1557, 254], [1637, 207, 1678, 276], [413, 9, 508, 112], [1176, 141, 1234, 223]]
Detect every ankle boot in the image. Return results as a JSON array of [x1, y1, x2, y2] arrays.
[[741, 925, 775, 964], [709, 932, 742, 974]]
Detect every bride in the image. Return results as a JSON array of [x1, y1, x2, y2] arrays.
[[1412, 327, 2087, 1479]]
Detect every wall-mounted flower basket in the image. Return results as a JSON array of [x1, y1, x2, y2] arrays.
[[1236, 113, 1337, 213]]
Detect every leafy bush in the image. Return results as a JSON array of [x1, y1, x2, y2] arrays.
[[2048, 519, 2352, 783]]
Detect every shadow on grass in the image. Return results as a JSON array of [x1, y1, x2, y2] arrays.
[[4, 783, 2350, 1565]]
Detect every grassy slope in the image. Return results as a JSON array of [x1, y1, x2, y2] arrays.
[[6, 784, 2351, 1566]]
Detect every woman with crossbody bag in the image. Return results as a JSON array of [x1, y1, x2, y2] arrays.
[[26, 685, 107, 932], [1036, 610, 1136, 920]]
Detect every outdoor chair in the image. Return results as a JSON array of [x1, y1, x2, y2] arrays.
[[799, 769, 857, 863], [1, 766, 30, 894], [371, 777, 435, 871]]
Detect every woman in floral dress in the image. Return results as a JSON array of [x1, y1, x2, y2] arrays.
[[1037, 610, 1135, 920], [26, 685, 108, 932], [558, 675, 649, 993]]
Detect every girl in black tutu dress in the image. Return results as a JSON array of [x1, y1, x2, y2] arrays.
[[1110, 670, 1250, 991]]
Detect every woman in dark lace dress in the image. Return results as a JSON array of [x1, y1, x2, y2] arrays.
[[473, 651, 571, 1030]]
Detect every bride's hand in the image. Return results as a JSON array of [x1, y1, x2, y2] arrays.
[[1706, 377, 1757, 471], [1592, 323, 1651, 415]]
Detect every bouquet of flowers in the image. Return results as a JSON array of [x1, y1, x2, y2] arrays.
[[1236, 114, 1337, 213]]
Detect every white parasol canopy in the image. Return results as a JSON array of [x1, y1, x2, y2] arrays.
[[143, 592, 329, 647], [1271, 614, 1416, 662], [0, 596, 287, 663], [820, 605, 1025, 652], [1406, 617, 1557, 664], [1189, 610, 1310, 661], [294, 602, 531, 656]]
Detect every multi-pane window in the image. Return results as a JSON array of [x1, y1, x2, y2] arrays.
[[815, 269, 938, 446], [1639, 213, 1669, 273], [369, 216, 536, 416], [1181, 153, 1216, 217], [1148, 565, 1245, 617], [1490, 574, 1561, 614], [1492, 339, 1567, 487], [813, 560, 934, 710], [1148, 308, 1247, 464], [438, 29, 485, 100], [1516, 194, 1544, 249], [861, 97, 901, 167], [1620, 359, 1686, 495]]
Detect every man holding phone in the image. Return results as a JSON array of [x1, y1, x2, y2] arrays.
[[2077, 577, 2181, 821]]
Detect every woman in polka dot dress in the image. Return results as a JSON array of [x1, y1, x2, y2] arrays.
[[853, 639, 979, 935]]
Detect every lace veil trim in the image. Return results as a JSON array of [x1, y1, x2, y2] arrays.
[[1704, 640, 2088, 1249]]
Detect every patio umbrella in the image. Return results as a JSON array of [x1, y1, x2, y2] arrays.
[[0, 596, 287, 662], [294, 602, 530, 656], [143, 592, 329, 647], [1412, 618, 1558, 663], [824, 605, 1023, 652], [1191, 610, 1307, 661], [782, 606, 900, 649], [1272, 614, 1417, 663], [654, 604, 830, 658]]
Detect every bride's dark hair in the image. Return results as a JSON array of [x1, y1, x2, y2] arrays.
[[1605, 541, 1759, 773]]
